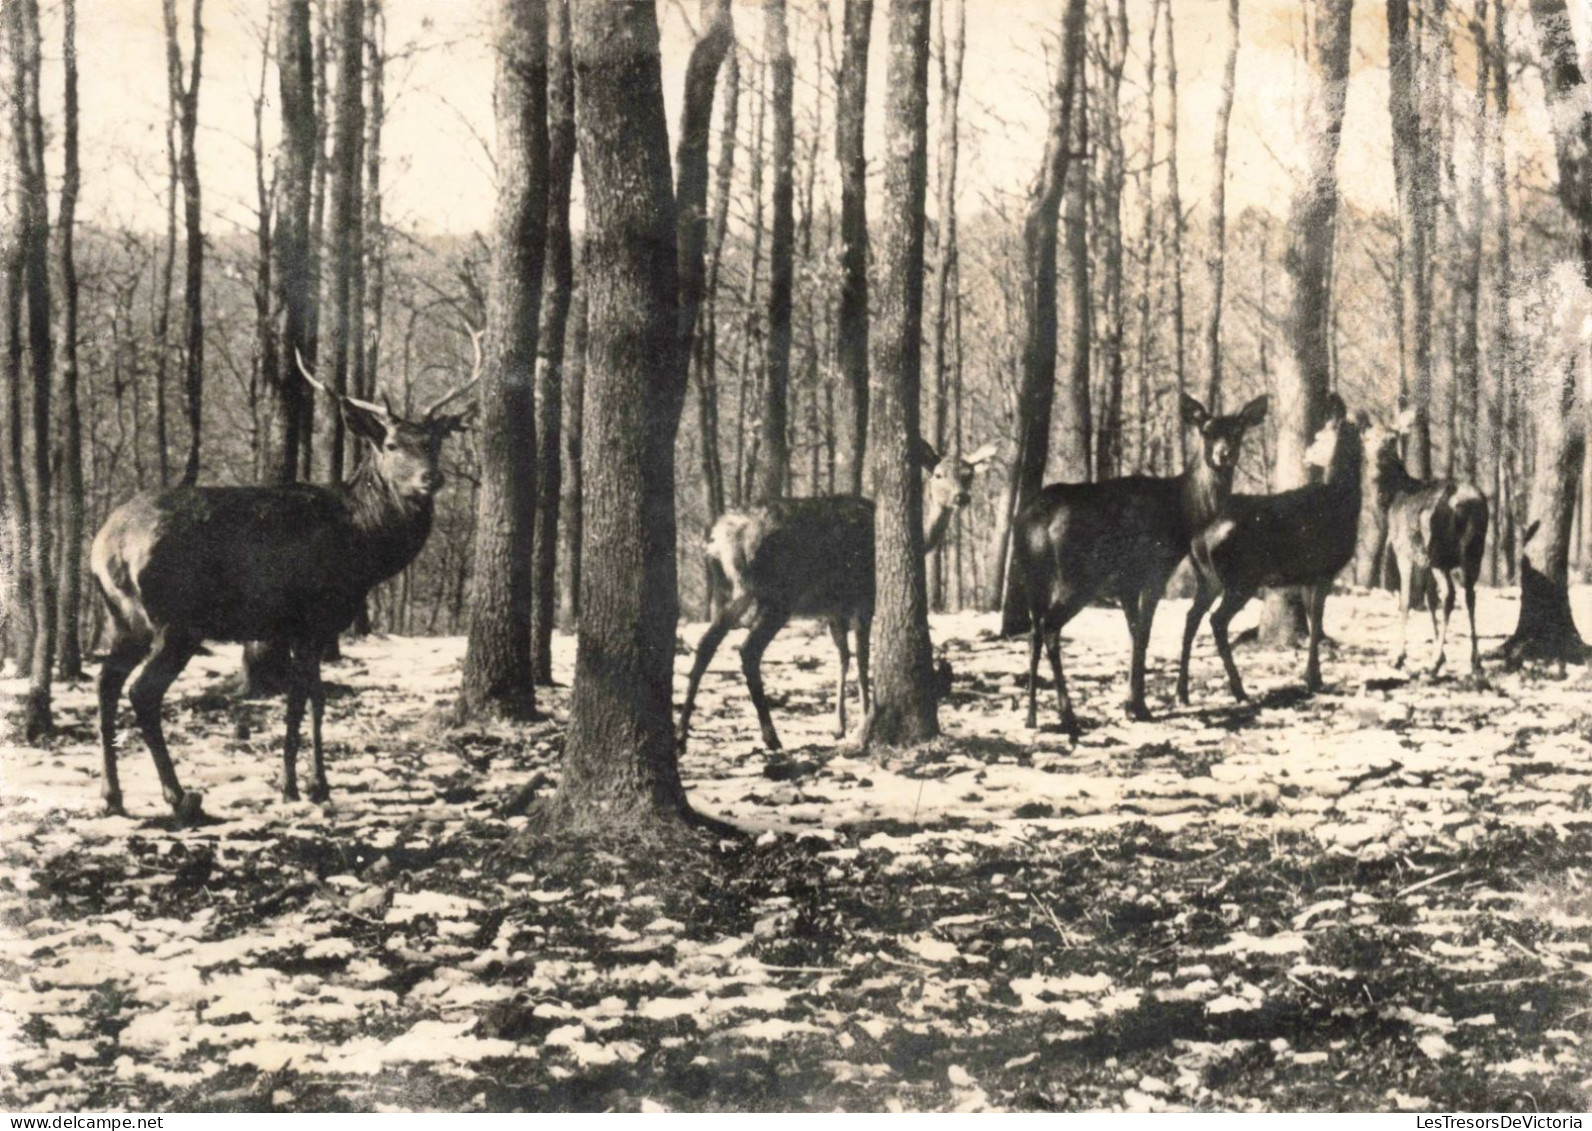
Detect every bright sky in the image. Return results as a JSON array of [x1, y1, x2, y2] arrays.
[[46, 0, 1578, 239]]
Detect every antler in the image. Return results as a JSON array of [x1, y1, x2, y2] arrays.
[[295, 349, 389, 416], [424, 327, 485, 418]]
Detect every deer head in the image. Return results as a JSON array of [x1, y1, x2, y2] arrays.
[[296, 333, 479, 501], [1304, 393, 1356, 475], [913, 439, 999, 510], [1181, 393, 1268, 475]]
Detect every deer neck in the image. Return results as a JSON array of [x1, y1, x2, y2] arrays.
[[1178, 459, 1235, 535], [923, 492, 959, 555], [347, 463, 436, 581], [1373, 448, 1421, 511]]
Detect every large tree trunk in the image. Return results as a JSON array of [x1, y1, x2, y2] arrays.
[[1387, 0, 1435, 475], [245, 0, 321, 698], [1487, 0, 1513, 586], [1, 74, 31, 667], [457, 0, 549, 722], [928, 0, 964, 612], [1258, 0, 1353, 647], [693, 38, 736, 553], [1162, 0, 1187, 468], [166, 0, 205, 486], [12, 0, 55, 740], [863, 0, 935, 748], [326, 0, 363, 483], [836, 0, 872, 495], [752, 0, 794, 501], [1500, 0, 1592, 665], [56, 0, 84, 681], [1092, 0, 1128, 483], [532, 0, 576, 686], [1203, 0, 1239, 410], [560, 280, 587, 628], [551, 0, 694, 828], [997, 0, 1087, 634], [1455, 0, 1488, 485]]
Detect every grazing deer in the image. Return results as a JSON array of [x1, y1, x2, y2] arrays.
[[1363, 408, 1489, 677], [1012, 393, 1268, 733], [677, 441, 998, 751], [1176, 393, 1363, 704], [90, 351, 478, 818]]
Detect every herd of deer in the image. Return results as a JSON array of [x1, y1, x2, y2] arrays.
[[85, 346, 1489, 820]]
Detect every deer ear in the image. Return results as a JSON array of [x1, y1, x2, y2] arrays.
[[1237, 395, 1269, 427], [910, 437, 942, 469], [1395, 405, 1420, 433], [963, 442, 999, 467], [1179, 394, 1210, 428], [1522, 519, 1541, 546], [341, 398, 390, 445], [1324, 393, 1348, 423]]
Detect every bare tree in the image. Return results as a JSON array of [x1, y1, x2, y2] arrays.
[[1203, 0, 1239, 410], [10, 0, 54, 739], [1162, 0, 1187, 465], [995, 0, 1087, 633], [1387, 0, 1436, 475], [164, 0, 205, 485], [1258, 0, 1353, 646], [928, 0, 965, 611], [836, 0, 872, 495], [550, 0, 695, 829], [560, 279, 587, 628], [753, 0, 794, 500], [1498, 0, 1592, 665], [863, 0, 936, 747], [56, 0, 84, 680], [326, 0, 363, 482], [457, 0, 549, 721], [532, 0, 576, 685]]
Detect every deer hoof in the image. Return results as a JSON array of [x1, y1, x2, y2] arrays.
[[307, 782, 331, 805], [1125, 702, 1153, 722], [173, 792, 205, 821], [102, 793, 126, 818], [1392, 653, 1407, 671], [282, 784, 300, 803]]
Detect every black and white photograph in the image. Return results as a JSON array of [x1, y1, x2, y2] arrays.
[[1, 0, 1591, 1114]]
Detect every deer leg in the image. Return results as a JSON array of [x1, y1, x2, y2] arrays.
[[128, 630, 204, 819], [1464, 574, 1482, 677], [1429, 568, 1458, 678], [1423, 571, 1441, 672], [856, 613, 872, 716], [97, 631, 150, 816], [1044, 593, 1092, 734], [1304, 581, 1329, 692], [1394, 559, 1415, 671], [299, 644, 330, 803], [1025, 620, 1044, 729], [1210, 589, 1252, 703], [1127, 587, 1162, 721], [282, 651, 308, 803], [829, 618, 852, 738], [677, 595, 753, 750], [741, 605, 790, 751], [1177, 579, 1217, 706]]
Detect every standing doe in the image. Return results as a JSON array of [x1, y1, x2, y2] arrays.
[[1177, 394, 1363, 704], [1363, 408, 1489, 677], [1011, 393, 1268, 733], [677, 441, 997, 751], [90, 352, 477, 818]]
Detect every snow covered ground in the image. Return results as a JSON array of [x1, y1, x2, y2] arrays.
[[2, 586, 1590, 1111]]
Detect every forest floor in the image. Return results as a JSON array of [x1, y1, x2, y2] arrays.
[[2, 587, 1592, 1113]]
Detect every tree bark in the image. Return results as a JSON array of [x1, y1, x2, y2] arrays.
[[1, 91, 30, 666], [928, 0, 965, 612], [552, 0, 694, 828], [532, 0, 576, 685], [836, 0, 872, 495], [457, 0, 549, 722], [863, 0, 935, 747], [12, 0, 55, 740], [1162, 0, 1187, 468], [56, 0, 84, 681], [1258, 0, 1353, 646], [1093, 0, 1129, 483], [326, 0, 363, 483], [165, 0, 205, 486], [1203, 0, 1239, 410], [1487, 0, 1513, 586], [560, 279, 587, 628], [751, 0, 794, 501], [1500, 0, 1592, 664], [997, 0, 1087, 634], [1387, 0, 1435, 475]]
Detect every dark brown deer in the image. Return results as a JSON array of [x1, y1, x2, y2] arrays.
[[1363, 407, 1489, 677], [677, 440, 997, 751], [1176, 393, 1362, 704], [1012, 393, 1268, 733], [90, 351, 477, 818]]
